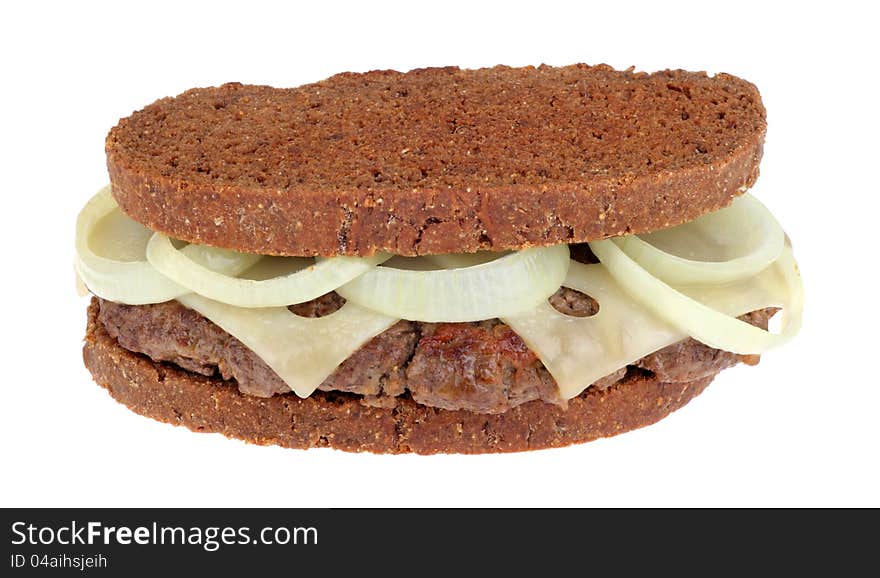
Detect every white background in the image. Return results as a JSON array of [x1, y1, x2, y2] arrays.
[[1, 0, 877, 507]]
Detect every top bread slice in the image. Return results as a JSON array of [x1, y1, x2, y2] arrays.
[[106, 64, 766, 257]]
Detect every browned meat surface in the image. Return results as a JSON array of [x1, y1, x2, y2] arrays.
[[96, 290, 771, 414]]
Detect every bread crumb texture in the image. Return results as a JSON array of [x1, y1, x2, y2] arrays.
[[107, 64, 765, 256]]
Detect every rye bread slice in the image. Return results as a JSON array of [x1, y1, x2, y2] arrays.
[[106, 64, 766, 257], [84, 298, 717, 454]]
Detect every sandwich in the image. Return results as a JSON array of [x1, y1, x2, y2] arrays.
[[76, 64, 802, 454]]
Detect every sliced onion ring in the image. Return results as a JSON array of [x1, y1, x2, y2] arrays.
[[613, 194, 785, 285], [588, 238, 802, 354], [76, 187, 261, 304], [424, 251, 510, 269], [336, 244, 571, 322], [146, 232, 391, 308], [75, 186, 186, 304]]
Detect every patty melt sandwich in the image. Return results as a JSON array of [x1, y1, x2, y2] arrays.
[[76, 64, 802, 454]]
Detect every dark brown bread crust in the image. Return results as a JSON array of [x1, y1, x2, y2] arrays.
[[84, 300, 718, 454], [106, 64, 766, 257]]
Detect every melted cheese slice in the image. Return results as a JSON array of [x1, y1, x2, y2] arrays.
[[177, 294, 399, 398], [178, 248, 795, 402], [502, 249, 794, 399]]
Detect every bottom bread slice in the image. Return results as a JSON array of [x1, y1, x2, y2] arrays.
[[83, 301, 720, 454]]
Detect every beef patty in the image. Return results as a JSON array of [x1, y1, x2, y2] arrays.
[[95, 289, 772, 414]]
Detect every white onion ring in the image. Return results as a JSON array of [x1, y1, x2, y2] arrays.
[[588, 238, 802, 354], [424, 251, 510, 269], [146, 232, 391, 308], [335, 244, 571, 322], [613, 194, 785, 285], [75, 186, 187, 304], [76, 187, 263, 304]]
